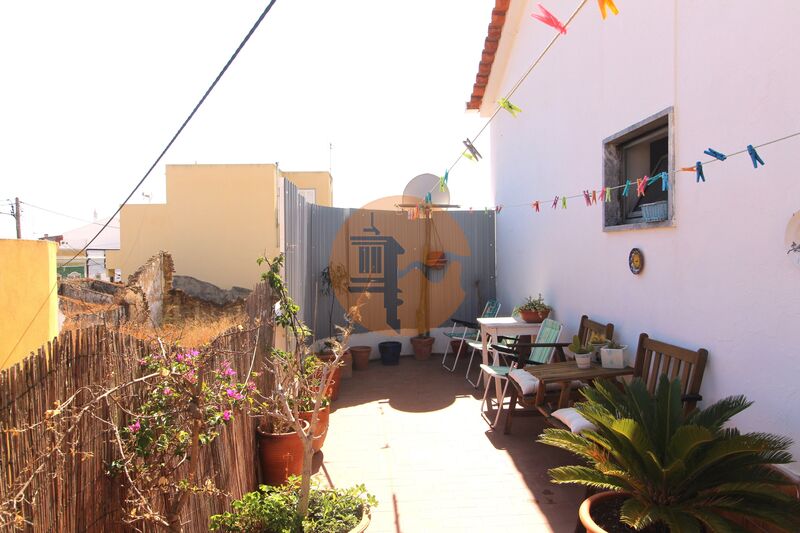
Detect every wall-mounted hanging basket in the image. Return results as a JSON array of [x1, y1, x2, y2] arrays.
[[425, 251, 448, 269]]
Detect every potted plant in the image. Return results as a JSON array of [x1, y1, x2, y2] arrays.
[[512, 294, 551, 323], [350, 345, 372, 370], [210, 476, 377, 532], [297, 395, 331, 453], [410, 335, 434, 360], [568, 335, 593, 369], [599, 339, 626, 369], [539, 377, 800, 532]]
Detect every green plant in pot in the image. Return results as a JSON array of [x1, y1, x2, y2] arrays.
[[512, 294, 551, 323], [539, 376, 800, 532], [210, 476, 376, 533], [568, 335, 593, 369]]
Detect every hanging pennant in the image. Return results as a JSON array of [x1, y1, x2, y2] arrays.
[[463, 138, 482, 161], [532, 201, 540, 212], [439, 170, 449, 192], [531, 3, 567, 34], [747, 144, 765, 168], [552, 196, 559, 209], [637, 177, 648, 197], [497, 98, 522, 117], [597, 0, 619, 20], [704, 148, 727, 161]]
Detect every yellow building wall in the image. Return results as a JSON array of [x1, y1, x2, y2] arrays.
[[0, 240, 59, 369], [118, 165, 280, 290], [282, 171, 333, 206]]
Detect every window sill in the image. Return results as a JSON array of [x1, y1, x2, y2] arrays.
[[603, 219, 675, 232]]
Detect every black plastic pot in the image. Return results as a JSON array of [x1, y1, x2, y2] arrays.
[[378, 341, 402, 365]]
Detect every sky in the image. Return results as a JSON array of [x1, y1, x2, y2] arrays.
[[0, 0, 495, 240]]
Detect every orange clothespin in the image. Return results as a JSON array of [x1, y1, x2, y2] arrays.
[[597, 0, 619, 20], [591, 190, 598, 205], [532, 201, 540, 212]]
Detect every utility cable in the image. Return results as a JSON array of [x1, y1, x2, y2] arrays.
[[1, 0, 280, 369], [20, 201, 120, 229]]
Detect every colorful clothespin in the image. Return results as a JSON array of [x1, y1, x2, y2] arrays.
[[622, 179, 631, 197], [531, 3, 567, 34], [636, 177, 647, 197], [597, 0, 619, 20], [654, 171, 669, 191], [463, 138, 482, 161], [552, 196, 559, 209], [424, 192, 432, 204], [498, 98, 522, 117], [704, 148, 727, 161], [680, 166, 696, 173], [605, 187, 612, 202], [747, 144, 765, 168], [462, 151, 475, 161], [695, 161, 705, 183], [439, 170, 449, 192], [583, 190, 592, 207], [495, 205, 503, 214], [562, 196, 567, 209], [591, 190, 598, 205], [532, 201, 540, 212]]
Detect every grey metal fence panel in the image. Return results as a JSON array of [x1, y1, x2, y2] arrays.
[[283, 194, 496, 340]]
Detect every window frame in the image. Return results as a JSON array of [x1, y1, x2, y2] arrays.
[[602, 107, 675, 231]]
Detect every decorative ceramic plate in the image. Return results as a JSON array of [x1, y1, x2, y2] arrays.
[[785, 211, 800, 270], [629, 248, 644, 275]]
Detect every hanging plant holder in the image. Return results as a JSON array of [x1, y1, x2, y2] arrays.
[[425, 251, 448, 270]]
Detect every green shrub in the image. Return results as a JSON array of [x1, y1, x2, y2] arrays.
[[210, 477, 377, 533]]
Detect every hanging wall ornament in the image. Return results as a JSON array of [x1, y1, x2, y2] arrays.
[[628, 248, 644, 275], [785, 211, 800, 270]]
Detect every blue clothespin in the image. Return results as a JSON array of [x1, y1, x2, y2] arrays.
[[439, 170, 449, 192], [622, 179, 631, 197], [703, 148, 727, 161], [424, 192, 432, 204], [650, 172, 669, 191], [695, 161, 705, 183], [747, 145, 765, 168]]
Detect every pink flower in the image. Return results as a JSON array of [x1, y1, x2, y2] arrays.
[[223, 410, 231, 421], [128, 420, 141, 433], [163, 387, 172, 396], [226, 388, 236, 397], [176, 354, 184, 362], [226, 388, 243, 400], [246, 382, 256, 391], [189, 350, 199, 357], [138, 358, 147, 366], [223, 367, 236, 377], [184, 370, 196, 383]]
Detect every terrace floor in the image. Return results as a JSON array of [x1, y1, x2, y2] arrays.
[[313, 355, 584, 533]]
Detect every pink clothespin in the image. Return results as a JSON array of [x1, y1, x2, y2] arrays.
[[552, 196, 559, 209], [496, 205, 503, 214], [583, 190, 591, 206], [532, 201, 540, 212], [637, 177, 647, 197], [531, 3, 567, 34]]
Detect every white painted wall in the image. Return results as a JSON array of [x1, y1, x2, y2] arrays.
[[484, 0, 800, 471]]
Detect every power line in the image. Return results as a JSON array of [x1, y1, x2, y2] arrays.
[[1, 0, 280, 370], [20, 201, 120, 229]]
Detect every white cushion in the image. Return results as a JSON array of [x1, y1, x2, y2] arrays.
[[509, 369, 540, 395], [552, 407, 597, 434]]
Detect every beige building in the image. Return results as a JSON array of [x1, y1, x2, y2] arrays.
[[117, 164, 332, 290]]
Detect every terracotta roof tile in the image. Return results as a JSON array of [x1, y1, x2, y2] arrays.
[[466, 0, 510, 110]]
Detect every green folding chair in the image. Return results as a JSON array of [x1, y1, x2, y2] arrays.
[[441, 298, 500, 372], [479, 318, 564, 428]]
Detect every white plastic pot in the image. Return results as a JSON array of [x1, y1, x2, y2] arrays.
[[600, 347, 627, 369], [575, 353, 592, 369]]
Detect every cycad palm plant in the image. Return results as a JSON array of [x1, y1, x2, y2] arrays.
[[538, 376, 800, 532]]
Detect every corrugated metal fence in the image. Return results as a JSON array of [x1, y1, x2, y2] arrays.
[[283, 180, 496, 339]]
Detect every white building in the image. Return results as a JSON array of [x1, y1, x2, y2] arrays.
[[468, 0, 800, 470]]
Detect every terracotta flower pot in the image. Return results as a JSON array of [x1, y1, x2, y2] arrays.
[[517, 309, 550, 323], [579, 491, 628, 533], [256, 420, 308, 486], [299, 404, 330, 453], [340, 349, 353, 379], [411, 336, 435, 360], [350, 346, 371, 371], [316, 353, 341, 401]]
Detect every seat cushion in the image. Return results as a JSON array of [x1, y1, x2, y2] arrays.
[[552, 407, 597, 434], [509, 369, 582, 395], [479, 364, 512, 377]]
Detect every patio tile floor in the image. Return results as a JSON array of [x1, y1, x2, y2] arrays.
[[314, 356, 585, 533]]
